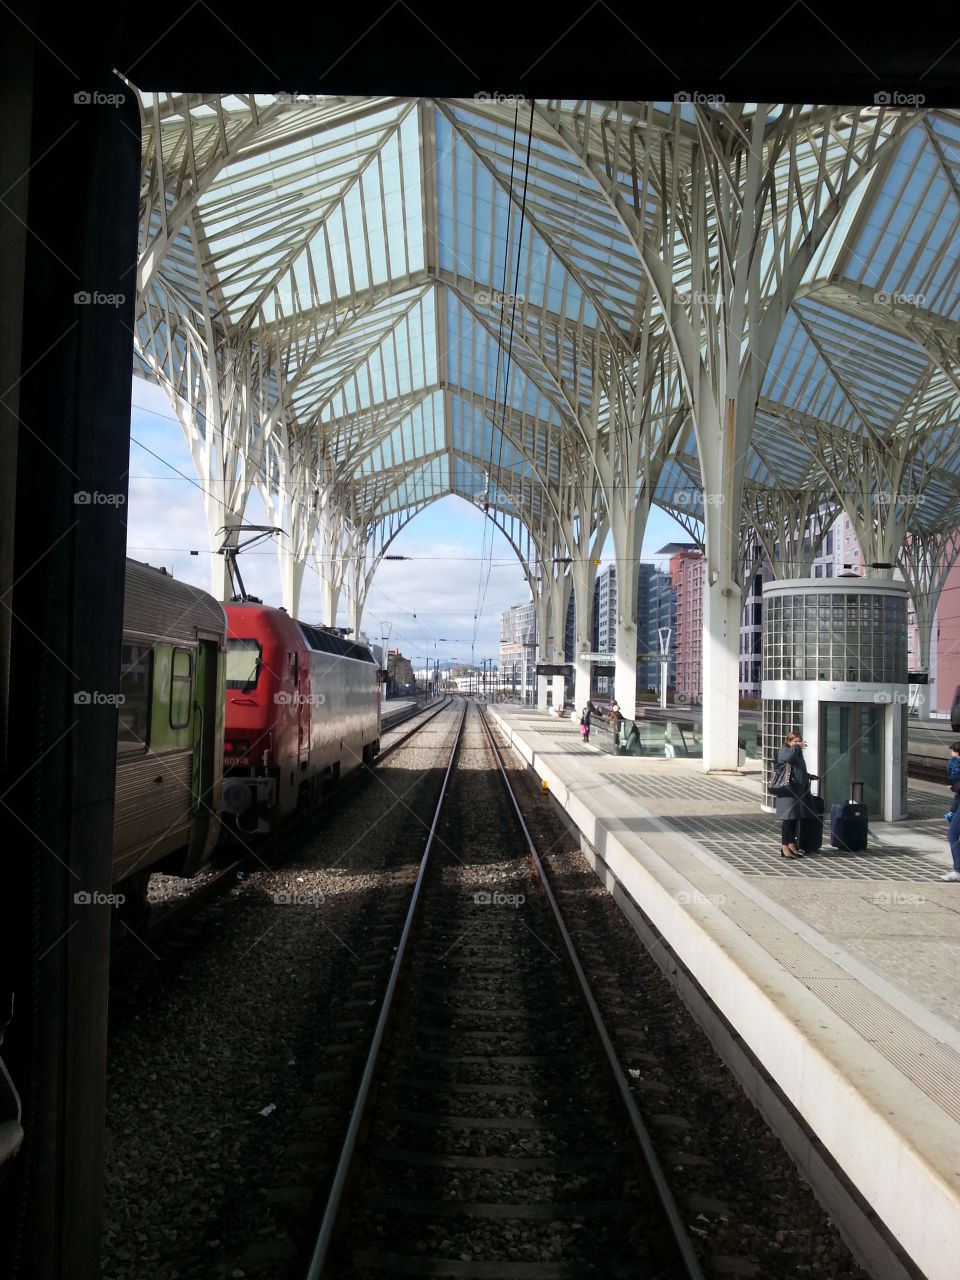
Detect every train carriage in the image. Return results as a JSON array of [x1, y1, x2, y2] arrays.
[[220, 603, 380, 833], [113, 560, 227, 887]]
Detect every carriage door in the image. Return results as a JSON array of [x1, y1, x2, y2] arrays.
[[293, 649, 309, 768]]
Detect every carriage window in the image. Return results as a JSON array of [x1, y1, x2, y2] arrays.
[[117, 643, 151, 752], [226, 638, 261, 690], [170, 647, 193, 729]]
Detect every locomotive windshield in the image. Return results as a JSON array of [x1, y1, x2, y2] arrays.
[[226, 638, 261, 690]]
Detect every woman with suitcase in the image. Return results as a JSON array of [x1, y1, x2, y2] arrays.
[[774, 731, 815, 859]]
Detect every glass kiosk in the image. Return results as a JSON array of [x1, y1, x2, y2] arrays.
[[760, 579, 909, 821]]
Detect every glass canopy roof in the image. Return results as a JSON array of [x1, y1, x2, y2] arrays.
[[133, 95, 960, 569]]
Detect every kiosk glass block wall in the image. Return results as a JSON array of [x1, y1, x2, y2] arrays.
[[901, 703, 909, 817], [762, 591, 906, 684], [762, 699, 804, 807]]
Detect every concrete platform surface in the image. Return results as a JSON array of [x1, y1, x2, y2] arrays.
[[491, 704, 960, 1280], [380, 698, 420, 729]]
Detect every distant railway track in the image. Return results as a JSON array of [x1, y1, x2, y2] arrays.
[[305, 700, 703, 1280], [907, 719, 959, 782]]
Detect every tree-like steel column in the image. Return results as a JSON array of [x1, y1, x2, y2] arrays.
[[539, 102, 907, 769], [780, 384, 955, 581], [135, 286, 274, 601], [898, 525, 960, 718], [256, 420, 322, 617]]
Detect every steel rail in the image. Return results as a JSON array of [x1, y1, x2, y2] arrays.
[[477, 706, 707, 1280], [305, 697, 468, 1280], [375, 694, 453, 763], [116, 699, 456, 957]]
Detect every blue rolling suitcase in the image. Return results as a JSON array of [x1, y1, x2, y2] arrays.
[[799, 780, 824, 853], [830, 781, 868, 852]]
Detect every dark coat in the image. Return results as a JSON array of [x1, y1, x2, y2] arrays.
[[774, 744, 810, 821]]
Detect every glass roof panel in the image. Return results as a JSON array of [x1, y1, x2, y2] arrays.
[[137, 97, 960, 550]]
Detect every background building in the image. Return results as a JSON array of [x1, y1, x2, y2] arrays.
[[498, 601, 537, 697], [594, 565, 617, 694], [934, 556, 960, 713], [386, 650, 414, 693], [663, 544, 704, 700], [637, 564, 677, 694], [739, 545, 768, 699]]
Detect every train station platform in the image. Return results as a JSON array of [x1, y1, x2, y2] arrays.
[[489, 704, 960, 1280], [380, 697, 421, 730]]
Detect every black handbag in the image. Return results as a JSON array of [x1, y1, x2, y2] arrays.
[[770, 760, 793, 797]]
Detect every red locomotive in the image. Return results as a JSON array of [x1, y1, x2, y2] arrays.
[[219, 602, 381, 833]]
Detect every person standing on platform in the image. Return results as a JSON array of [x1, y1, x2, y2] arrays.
[[941, 741, 960, 882], [945, 742, 960, 822], [775, 730, 811, 859], [609, 699, 623, 753], [579, 704, 591, 744]]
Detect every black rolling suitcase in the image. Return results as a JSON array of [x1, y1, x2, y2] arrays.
[[799, 780, 824, 853], [830, 781, 868, 851]]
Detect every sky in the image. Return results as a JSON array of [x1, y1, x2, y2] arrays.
[[126, 379, 692, 667]]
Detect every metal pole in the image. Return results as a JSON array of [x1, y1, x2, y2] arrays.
[[658, 627, 672, 710]]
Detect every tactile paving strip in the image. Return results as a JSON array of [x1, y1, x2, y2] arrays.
[[603, 776, 949, 880], [667, 814, 945, 880], [530, 726, 593, 753], [721, 898, 960, 1122], [601, 771, 753, 806]]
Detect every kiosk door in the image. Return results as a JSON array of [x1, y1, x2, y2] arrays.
[[820, 703, 883, 818]]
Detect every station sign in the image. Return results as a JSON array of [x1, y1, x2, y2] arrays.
[[535, 663, 574, 677]]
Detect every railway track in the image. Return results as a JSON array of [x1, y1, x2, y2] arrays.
[[305, 700, 703, 1280], [110, 697, 455, 957]]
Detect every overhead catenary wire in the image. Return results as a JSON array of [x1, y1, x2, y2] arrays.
[[131, 400, 960, 633], [471, 102, 523, 663], [472, 98, 536, 657]]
